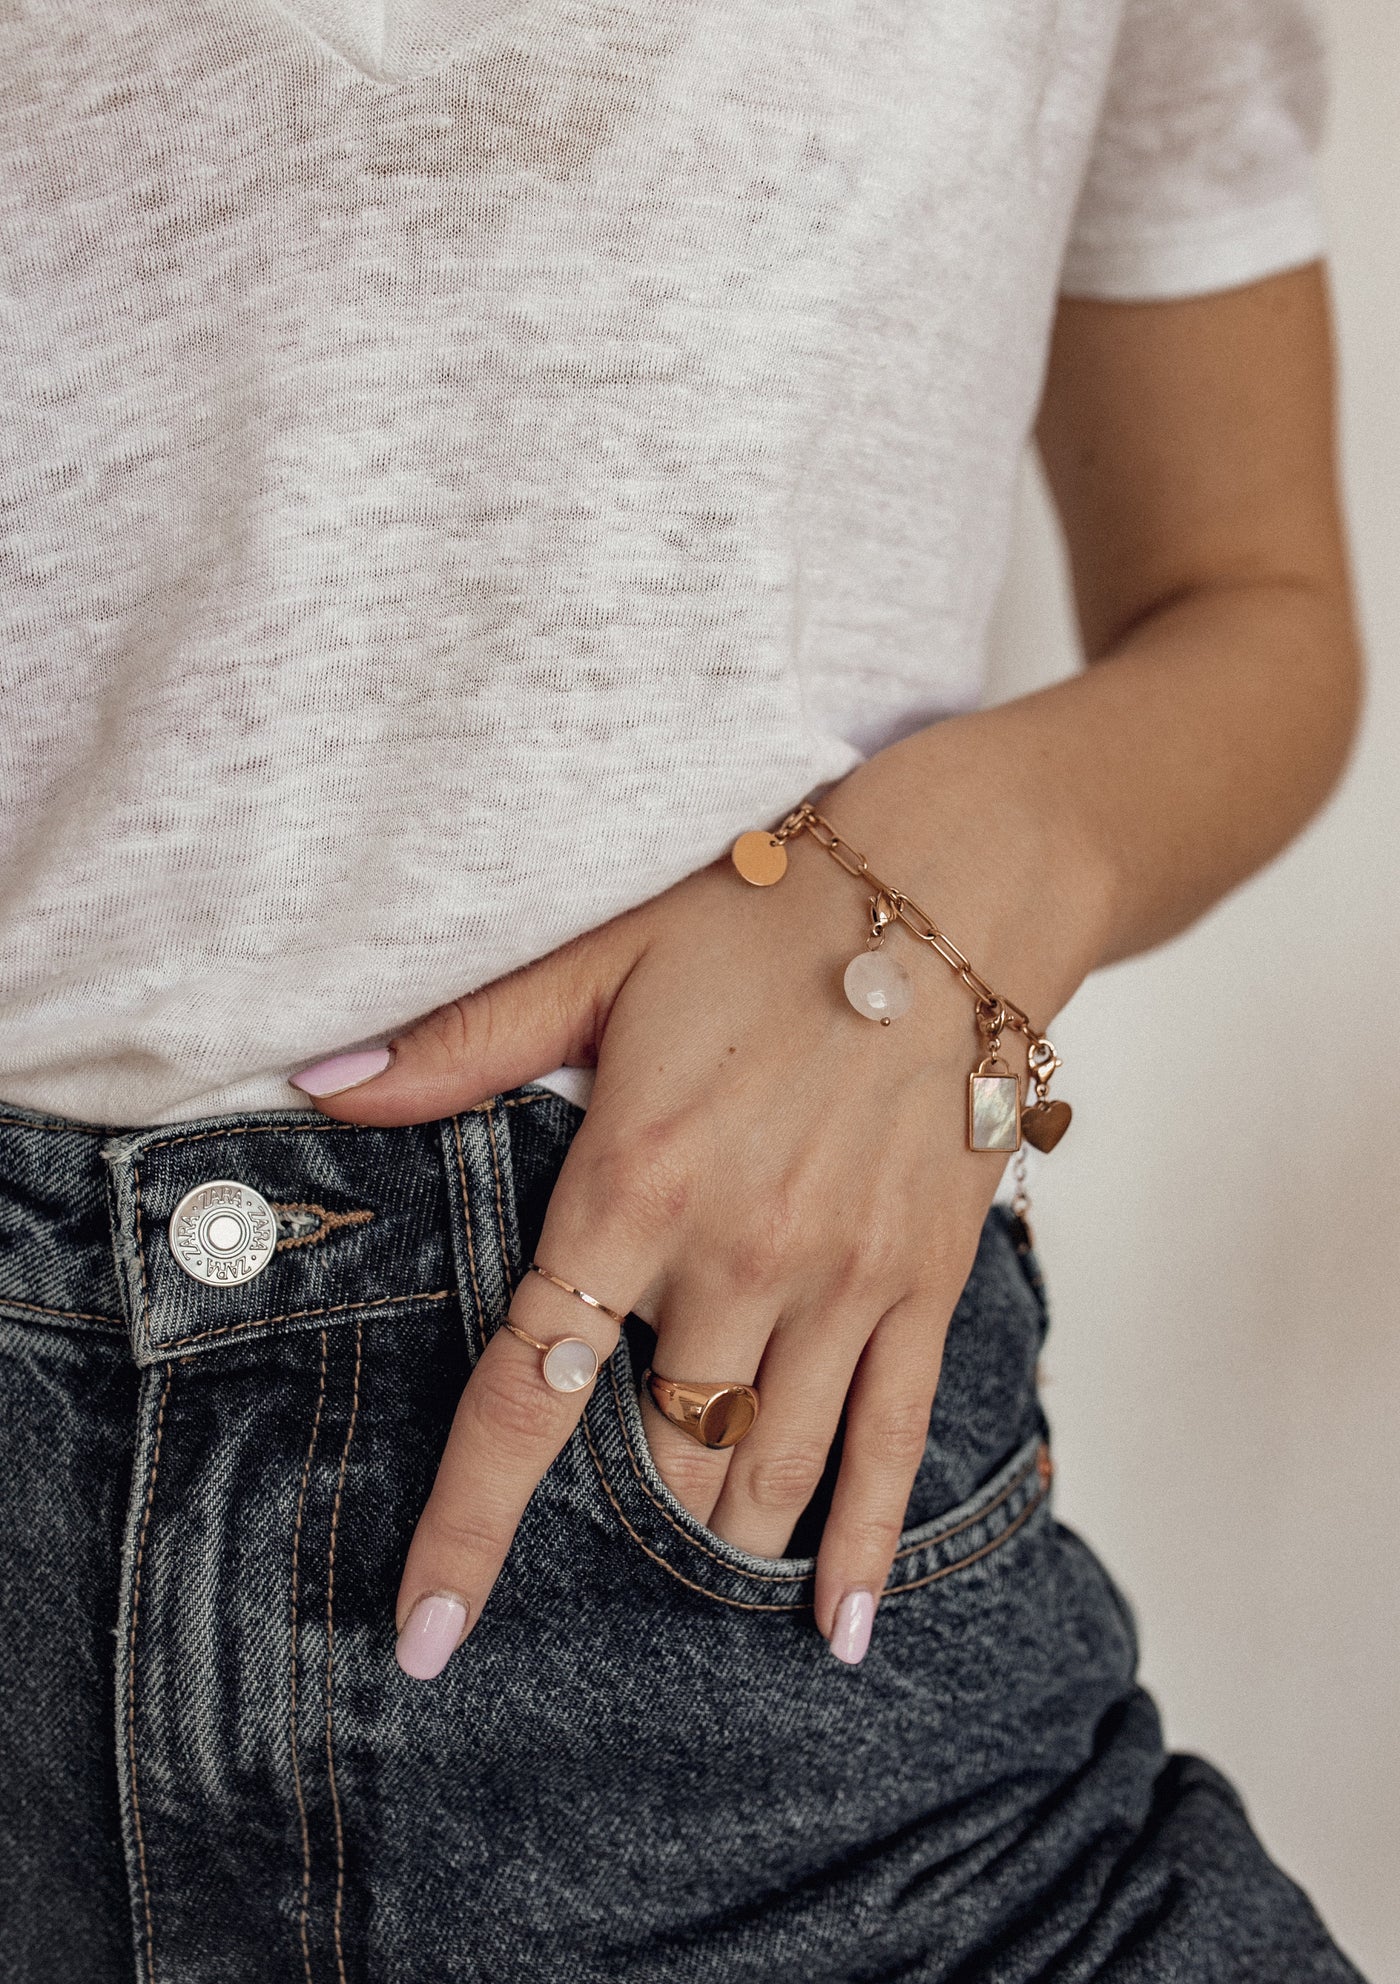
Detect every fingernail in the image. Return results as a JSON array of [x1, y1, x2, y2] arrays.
[[829, 1589, 875, 1666], [395, 1593, 468, 1681], [291, 1046, 393, 1097]]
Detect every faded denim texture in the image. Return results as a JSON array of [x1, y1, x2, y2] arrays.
[[0, 1087, 1366, 1982]]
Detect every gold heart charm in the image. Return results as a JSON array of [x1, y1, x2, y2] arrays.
[[1020, 1098, 1072, 1153]]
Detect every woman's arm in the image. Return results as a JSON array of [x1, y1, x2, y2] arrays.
[[299, 262, 1361, 1675], [1034, 261, 1359, 962], [819, 261, 1361, 1062]]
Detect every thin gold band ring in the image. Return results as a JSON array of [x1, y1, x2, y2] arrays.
[[529, 1261, 628, 1327], [496, 1261, 627, 1396]]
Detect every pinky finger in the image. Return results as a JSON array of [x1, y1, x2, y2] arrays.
[[814, 1299, 947, 1665]]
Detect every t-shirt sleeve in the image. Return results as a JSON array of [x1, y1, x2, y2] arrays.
[[1060, 0, 1328, 301]]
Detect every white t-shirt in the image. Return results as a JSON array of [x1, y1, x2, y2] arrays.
[[0, 0, 1325, 1125]]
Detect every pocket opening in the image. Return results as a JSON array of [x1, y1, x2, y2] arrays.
[[580, 1331, 1052, 1612]]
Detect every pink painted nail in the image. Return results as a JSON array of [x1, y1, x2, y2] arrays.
[[291, 1046, 393, 1097], [395, 1593, 468, 1681], [830, 1589, 875, 1666]]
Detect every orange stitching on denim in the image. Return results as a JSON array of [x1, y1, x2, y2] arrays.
[[128, 1364, 173, 1983], [889, 1450, 1041, 1566], [581, 1411, 805, 1612], [272, 1203, 375, 1253], [325, 1319, 362, 1984], [583, 1404, 1049, 1612], [605, 1359, 808, 1582], [483, 1106, 511, 1278], [884, 1484, 1046, 1595], [138, 1122, 359, 1156], [0, 1295, 124, 1328], [452, 1116, 488, 1361], [599, 1360, 1048, 1596], [290, 1332, 328, 1984], [162, 1288, 451, 1350]]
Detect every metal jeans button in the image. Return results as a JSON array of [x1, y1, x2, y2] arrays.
[[168, 1180, 277, 1287]]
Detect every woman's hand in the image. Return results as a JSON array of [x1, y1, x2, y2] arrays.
[[294, 733, 1106, 1677]]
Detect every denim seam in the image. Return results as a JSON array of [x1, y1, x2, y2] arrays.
[[890, 1450, 1044, 1566], [159, 1288, 451, 1352], [0, 1295, 125, 1330], [137, 1123, 363, 1156], [884, 1486, 1047, 1596], [603, 1352, 1045, 1584], [581, 1411, 806, 1613], [604, 1358, 807, 1582], [124, 1092, 550, 1159], [586, 1369, 1051, 1610], [483, 1106, 513, 1295], [127, 1363, 173, 1984], [584, 1441, 1048, 1612], [325, 1318, 362, 1984], [290, 1331, 328, 1984], [0, 1112, 109, 1133], [451, 1115, 489, 1362]]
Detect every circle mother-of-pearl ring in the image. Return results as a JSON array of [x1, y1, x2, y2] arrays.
[[500, 1262, 629, 1394], [502, 1321, 601, 1394]]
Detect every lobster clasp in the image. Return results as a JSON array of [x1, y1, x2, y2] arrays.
[[867, 888, 899, 947], [1027, 1037, 1062, 1094]]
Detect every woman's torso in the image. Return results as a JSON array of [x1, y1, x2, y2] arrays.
[[1, 0, 1124, 1123]]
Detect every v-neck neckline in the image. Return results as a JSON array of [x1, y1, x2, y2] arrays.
[[260, 0, 535, 84]]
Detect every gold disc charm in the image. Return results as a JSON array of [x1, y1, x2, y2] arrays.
[[731, 830, 788, 886]]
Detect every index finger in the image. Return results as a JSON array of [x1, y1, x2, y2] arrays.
[[394, 1200, 655, 1681]]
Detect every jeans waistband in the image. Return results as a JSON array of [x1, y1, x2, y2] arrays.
[[0, 1094, 562, 1368]]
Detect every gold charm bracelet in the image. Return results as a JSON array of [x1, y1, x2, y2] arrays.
[[731, 804, 1072, 1181]]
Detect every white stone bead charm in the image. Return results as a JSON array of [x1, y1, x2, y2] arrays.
[[843, 948, 913, 1024]]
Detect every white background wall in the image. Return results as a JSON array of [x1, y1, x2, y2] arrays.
[[983, 4, 1398, 1974]]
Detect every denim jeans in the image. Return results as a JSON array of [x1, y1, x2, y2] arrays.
[[0, 1086, 1366, 1983]]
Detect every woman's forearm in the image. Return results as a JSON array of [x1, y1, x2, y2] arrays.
[[827, 568, 1361, 1033], [824, 266, 1362, 1035]]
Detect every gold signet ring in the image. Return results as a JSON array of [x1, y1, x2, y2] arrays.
[[644, 1371, 760, 1449]]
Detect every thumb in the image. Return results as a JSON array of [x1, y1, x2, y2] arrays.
[[290, 919, 646, 1126]]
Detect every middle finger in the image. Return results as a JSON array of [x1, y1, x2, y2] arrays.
[[706, 1307, 874, 1558]]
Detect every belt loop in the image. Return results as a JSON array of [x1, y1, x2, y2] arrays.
[[101, 1131, 153, 1358], [440, 1100, 522, 1366]]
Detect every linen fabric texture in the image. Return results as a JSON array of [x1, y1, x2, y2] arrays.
[[0, 0, 1327, 1125], [0, 1084, 1368, 1981]]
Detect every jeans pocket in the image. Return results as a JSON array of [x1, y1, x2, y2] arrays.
[[577, 1328, 1053, 1613]]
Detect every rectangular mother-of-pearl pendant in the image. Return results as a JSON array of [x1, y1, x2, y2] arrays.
[[968, 1072, 1021, 1153]]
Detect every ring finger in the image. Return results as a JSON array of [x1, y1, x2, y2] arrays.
[[640, 1278, 774, 1528]]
